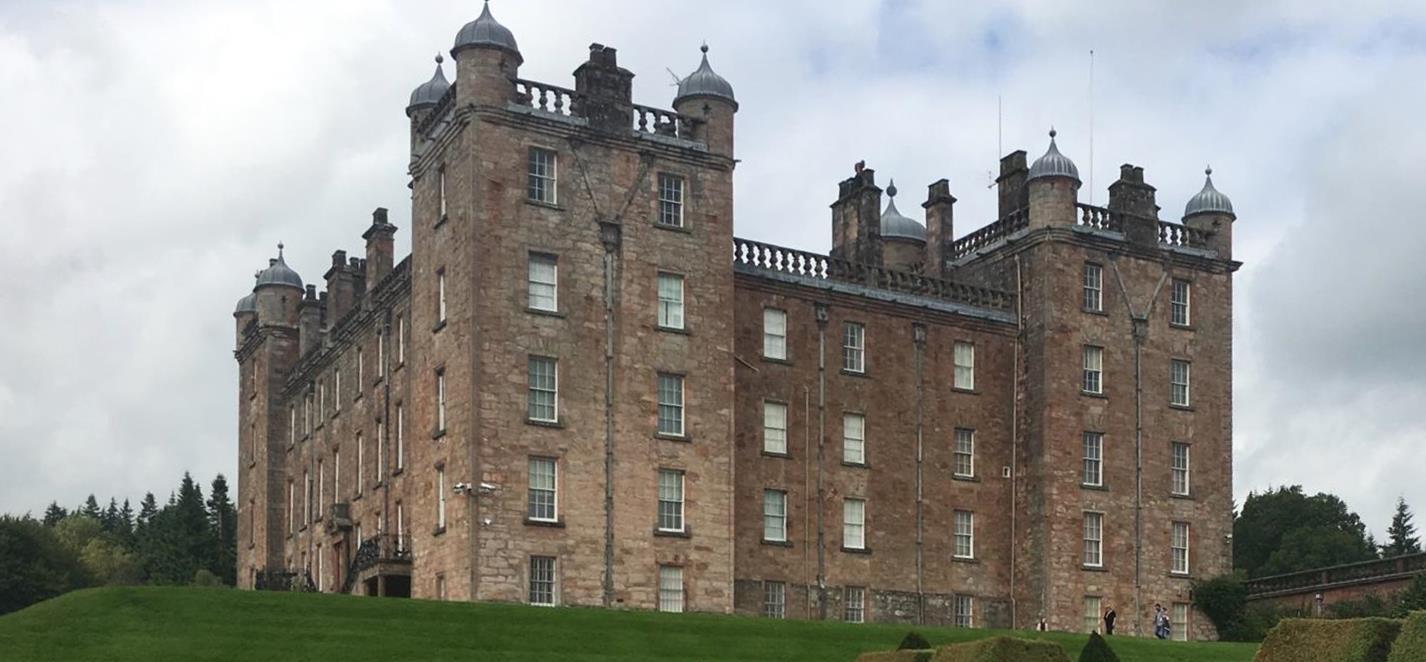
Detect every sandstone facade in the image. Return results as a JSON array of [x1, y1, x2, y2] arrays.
[[234, 6, 1239, 641]]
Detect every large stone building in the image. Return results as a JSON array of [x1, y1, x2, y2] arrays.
[[234, 3, 1240, 640]]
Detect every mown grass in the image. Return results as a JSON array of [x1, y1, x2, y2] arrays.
[[0, 587, 1259, 661]]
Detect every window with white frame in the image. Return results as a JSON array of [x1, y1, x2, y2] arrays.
[[377, 330, 385, 378], [953, 342, 975, 390], [953, 510, 974, 559], [317, 460, 325, 516], [844, 587, 865, 623], [1083, 345, 1104, 394], [1170, 360, 1191, 406], [763, 402, 788, 455], [397, 316, 405, 364], [843, 498, 866, 550], [763, 489, 787, 542], [438, 166, 448, 219], [287, 481, 295, 533], [842, 323, 864, 373], [527, 356, 558, 423], [656, 373, 684, 436], [1083, 432, 1104, 487], [1084, 263, 1103, 312], [395, 405, 405, 471], [436, 270, 447, 323], [395, 502, 405, 550], [355, 431, 364, 495], [333, 449, 341, 505], [1171, 442, 1190, 495], [529, 556, 556, 606], [657, 173, 684, 227], [289, 406, 296, 445], [954, 594, 973, 628], [842, 413, 865, 465], [436, 466, 447, 530], [763, 581, 786, 619], [376, 424, 386, 480], [953, 428, 975, 478], [1083, 512, 1103, 567], [657, 469, 685, 532], [528, 457, 557, 522], [303, 470, 311, 524], [334, 370, 342, 412], [1171, 603, 1189, 641], [763, 308, 787, 360], [1083, 596, 1102, 633], [304, 394, 312, 435], [318, 381, 326, 421], [527, 147, 557, 204], [1171, 279, 1191, 326], [316, 543, 323, 591], [658, 565, 684, 613], [528, 253, 557, 312], [436, 370, 446, 432], [356, 348, 363, 395], [656, 272, 685, 329], [1172, 522, 1190, 575]]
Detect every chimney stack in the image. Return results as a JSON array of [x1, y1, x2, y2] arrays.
[[923, 179, 957, 278], [364, 208, 397, 290]]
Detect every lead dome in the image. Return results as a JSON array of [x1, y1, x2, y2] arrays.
[[675, 45, 736, 108], [1027, 128, 1080, 183], [1183, 167, 1234, 218], [879, 180, 926, 242], [451, 1, 521, 61]]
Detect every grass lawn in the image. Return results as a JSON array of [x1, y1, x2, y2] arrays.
[[0, 587, 1259, 661]]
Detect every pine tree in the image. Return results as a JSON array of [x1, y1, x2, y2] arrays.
[[1385, 497, 1422, 557], [207, 475, 238, 586], [136, 493, 158, 531], [81, 495, 101, 520], [118, 499, 135, 545], [102, 498, 121, 533], [41, 502, 68, 527]]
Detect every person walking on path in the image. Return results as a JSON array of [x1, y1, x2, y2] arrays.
[[1153, 603, 1170, 639], [1103, 605, 1117, 635]]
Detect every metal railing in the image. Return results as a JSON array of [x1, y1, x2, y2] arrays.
[[341, 533, 413, 594]]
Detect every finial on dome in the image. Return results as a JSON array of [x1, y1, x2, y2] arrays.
[[886, 179, 898, 198], [1205, 165, 1213, 177], [435, 53, 444, 65], [1049, 126, 1057, 139], [701, 42, 709, 54], [277, 242, 284, 257]]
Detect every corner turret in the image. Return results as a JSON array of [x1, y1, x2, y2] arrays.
[[673, 45, 737, 158]]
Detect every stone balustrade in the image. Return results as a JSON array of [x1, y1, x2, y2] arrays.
[[632, 103, 700, 140], [1245, 552, 1426, 598], [949, 208, 1029, 261], [512, 78, 581, 117], [1076, 203, 1123, 232], [1158, 220, 1211, 250], [733, 237, 1014, 311]]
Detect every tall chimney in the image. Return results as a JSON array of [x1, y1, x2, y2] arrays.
[[364, 208, 396, 291], [923, 179, 956, 278]]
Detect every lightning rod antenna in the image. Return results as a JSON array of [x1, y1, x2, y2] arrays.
[[1089, 49, 1095, 205]]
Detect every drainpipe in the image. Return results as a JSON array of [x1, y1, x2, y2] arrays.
[[913, 322, 927, 624], [815, 302, 829, 620], [600, 222, 621, 608], [1010, 254, 1023, 628]]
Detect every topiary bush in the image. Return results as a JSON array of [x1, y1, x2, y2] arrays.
[[1254, 617, 1402, 662], [898, 631, 932, 650], [1077, 632, 1120, 662], [1386, 611, 1426, 662]]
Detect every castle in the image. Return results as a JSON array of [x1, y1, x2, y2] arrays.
[[234, 2, 1240, 640]]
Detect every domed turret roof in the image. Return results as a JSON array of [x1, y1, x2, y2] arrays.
[[879, 180, 926, 242], [1027, 128, 1080, 183], [407, 54, 450, 115], [675, 45, 736, 108], [452, 1, 521, 61], [1184, 167, 1235, 218], [234, 290, 257, 315], [255, 244, 302, 291]]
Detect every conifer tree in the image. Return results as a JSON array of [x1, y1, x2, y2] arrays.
[[81, 495, 101, 520], [1384, 497, 1422, 557], [41, 502, 68, 527], [207, 475, 237, 585]]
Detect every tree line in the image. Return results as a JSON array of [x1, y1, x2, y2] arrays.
[[0, 472, 236, 615]]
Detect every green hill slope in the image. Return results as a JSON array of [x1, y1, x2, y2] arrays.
[[0, 587, 1257, 662]]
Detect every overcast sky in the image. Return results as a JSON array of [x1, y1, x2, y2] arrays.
[[2, 0, 1424, 539]]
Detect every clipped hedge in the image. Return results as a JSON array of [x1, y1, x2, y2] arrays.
[[857, 636, 1069, 662], [1254, 617, 1401, 662], [1387, 611, 1426, 662]]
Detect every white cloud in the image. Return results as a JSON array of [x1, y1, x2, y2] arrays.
[[1, 0, 1424, 539]]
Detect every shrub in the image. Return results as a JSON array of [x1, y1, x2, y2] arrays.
[[1254, 617, 1401, 662], [0, 515, 89, 614], [1195, 573, 1250, 639], [191, 569, 224, 587], [1394, 576, 1426, 616], [1331, 594, 1396, 619], [899, 632, 932, 650], [1387, 611, 1426, 662], [1077, 632, 1120, 662]]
